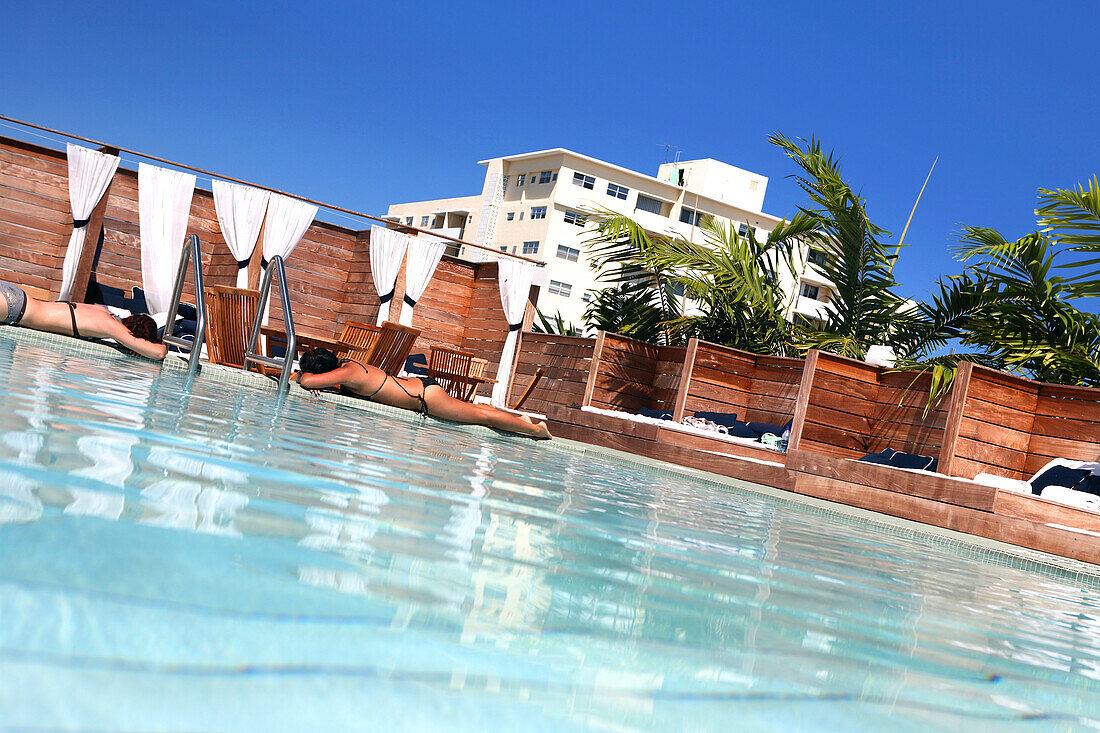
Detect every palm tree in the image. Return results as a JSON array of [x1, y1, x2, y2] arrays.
[[769, 133, 920, 360], [1036, 176, 1100, 297], [585, 206, 819, 355]]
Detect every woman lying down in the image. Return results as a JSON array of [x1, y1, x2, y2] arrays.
[[295, 347, 552, 440], [1, 280, 166, 360]]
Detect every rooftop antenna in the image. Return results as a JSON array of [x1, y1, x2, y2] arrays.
[[657, 140, 681, 164]]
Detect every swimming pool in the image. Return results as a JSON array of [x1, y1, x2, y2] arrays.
[[1, 329, 1099, 731]]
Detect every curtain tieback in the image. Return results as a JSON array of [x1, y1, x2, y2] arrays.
[[72, 217, 91, 229], [236, 258, 251, 269], [378, 289, 395, 304], [508, 322, 523, 332], [403, 294, 417, 307]]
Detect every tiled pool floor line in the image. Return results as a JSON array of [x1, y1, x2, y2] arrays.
[[7, 325, 1100, 587]]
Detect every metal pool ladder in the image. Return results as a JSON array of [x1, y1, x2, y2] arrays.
[[162, 234, 207, 374], [244, 255, 296, 391]]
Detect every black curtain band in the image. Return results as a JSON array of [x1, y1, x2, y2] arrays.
[[261, 257, 270, 269], [508, 322, 523, 332], [378, 290, 395, 304], [72, 217, 91, 228], [403, 294, 418, 307], [235, 258, 251, 269]]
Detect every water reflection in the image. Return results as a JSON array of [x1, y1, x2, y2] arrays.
[[0, 334, 1099, 728]]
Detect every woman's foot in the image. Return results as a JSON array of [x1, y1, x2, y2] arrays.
[[529, 420, 552, 440]]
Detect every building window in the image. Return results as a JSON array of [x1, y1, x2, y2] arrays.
[[635, 194, 664, 216], [552, 172, 558, 181], [539, 170, 553, 184], [530, 206, 547, 219], [749, 180, 759, 191], [572, 172, 595, 190], [607, 183, 629, 200], [737, 223, 749, 238], [563, 210, 587, 226], [506, 212, 515, 221], [519, 212, 524, 221], [808, 248, 827, 266], [556, 245, 580, 262], [582, 292, 594, 303], [679, 207, 703, 226], [405, 216, 413, 225], [420, 215, 430, 227], [500, 246, 508, 252], [522, 241, 539, 254], [801, 283, 821, 300], [548, 280, 572, 297], [516, 174, 525, 186]]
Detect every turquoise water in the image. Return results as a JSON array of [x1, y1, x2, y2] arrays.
[[0, 333, 1099, 731]]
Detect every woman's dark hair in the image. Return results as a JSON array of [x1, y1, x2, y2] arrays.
[[122, 314, 161, 344], [299, 347, 339, 374]]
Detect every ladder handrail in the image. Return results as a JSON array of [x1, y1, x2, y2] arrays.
[[162, 234, 206, 374], [244, 255, 296, 391]]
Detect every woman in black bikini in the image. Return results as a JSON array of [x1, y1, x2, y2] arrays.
[[296, 348, 552, 439], [0, 280, 167, 360]]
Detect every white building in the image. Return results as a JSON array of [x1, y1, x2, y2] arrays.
[[386, 149, 833, 328]]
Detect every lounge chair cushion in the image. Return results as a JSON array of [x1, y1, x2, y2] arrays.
[[858, 449, 897, 465], [638, 407, 673, 420], [887, 452, 938, 472], [745, 420, 791, 440], [1075, 475, 1100, 498], [693, 411, 738, 427], [1030, 465, 1091, 495], [404, 353, 429, 376]]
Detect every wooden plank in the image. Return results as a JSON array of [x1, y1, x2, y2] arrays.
[[786, 349, 818, 452], [994, 490, 1100, 534], [789, 472, 1100, 564], [581, 331, 606, 408]]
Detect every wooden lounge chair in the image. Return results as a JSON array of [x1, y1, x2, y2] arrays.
[[429, 345, 482, 401], [203, 285, 259, 369], [363, 321, 420, 375], [510, 367, 544, 411], [336, 320, 381, 362]]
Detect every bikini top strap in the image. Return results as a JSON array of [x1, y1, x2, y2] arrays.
[[340, 359, 388, 400]]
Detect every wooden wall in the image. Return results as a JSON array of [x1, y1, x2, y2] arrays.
[[0, 134, 532, 368], [791, 350, 949, 461], [676, 340, 803, 425], [583, 332, 686, 413], [944, 363, 1100, 480], [508, 333, 596, 414], [0, 138, 77, 298]]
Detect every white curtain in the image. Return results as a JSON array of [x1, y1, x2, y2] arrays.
[[58, 144, 120, 301], [490, 258, 537, 407], [398, 235, 447, 326], [260, 193, 317, 326], [368, 225, 408, 326], [212, 180, 270, 288], [139, 163, 196, 314]]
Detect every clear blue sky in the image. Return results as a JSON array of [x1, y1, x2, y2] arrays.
[[2, 0, 1097, 302]]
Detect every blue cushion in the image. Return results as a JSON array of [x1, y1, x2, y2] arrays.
[[888, 452, 938, 471], [177, 303, 198, 321], [724, 421, 760, 439], [693, 411, 739, 428], [745, 420, 792, 439], [125, 287, 149, 315], [859, 449, 896, 465], [638, 407, 673, 420], [1030, 465, 1091, 496], [403, 353, 429, 376], [1074, 474, 1100, 498]]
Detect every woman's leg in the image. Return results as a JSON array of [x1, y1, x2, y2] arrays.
[[421, 386, 551, 439]]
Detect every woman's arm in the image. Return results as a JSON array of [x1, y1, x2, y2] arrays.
[[297, 363, 361, 391]]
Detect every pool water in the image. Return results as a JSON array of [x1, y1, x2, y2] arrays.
[[1, 331, 1099, 731]]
